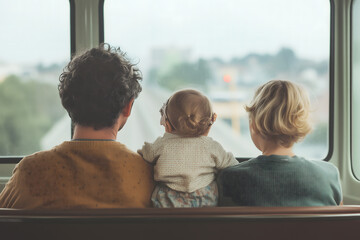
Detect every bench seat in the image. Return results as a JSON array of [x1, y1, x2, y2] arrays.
[[0, 206, 359, 239]]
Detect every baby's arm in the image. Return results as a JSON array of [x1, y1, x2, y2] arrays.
[[211, 140, 239, 169], [137, 142, 156, 164], [137, 137, 163, 164]]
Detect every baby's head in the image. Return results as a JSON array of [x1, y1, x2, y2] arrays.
[[245, 80, 311, 148], [161, 89, 216, 137]]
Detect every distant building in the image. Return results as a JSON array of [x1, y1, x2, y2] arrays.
[[41, 87, 260, 157]]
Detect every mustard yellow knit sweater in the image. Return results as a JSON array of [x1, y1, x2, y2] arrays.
[[0, 141, 154, 209]]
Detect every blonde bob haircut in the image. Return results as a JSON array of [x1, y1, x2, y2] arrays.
[[166, 89, 215, 137], [245, 80, 312, 147]]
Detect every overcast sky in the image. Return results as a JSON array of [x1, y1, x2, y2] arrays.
[[105, 0, 330, 62], [0, 0, 330, 64], [0, 0, 70, 64]]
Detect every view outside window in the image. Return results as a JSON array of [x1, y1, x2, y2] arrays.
[[352, 0, 360, 179], [105, 0, 330, 159], [0, 0, 70, 156]]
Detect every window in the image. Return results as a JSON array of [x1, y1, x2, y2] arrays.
[[0, 0, 70, 157], [104, 0, 330, 159], [352, 0, 360, 179]]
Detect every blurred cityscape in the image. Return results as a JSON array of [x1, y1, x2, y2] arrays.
[[0, 47, 329, 159]]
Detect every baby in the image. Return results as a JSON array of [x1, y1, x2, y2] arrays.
[[138, 89, 238, 208], [218, 80, 342, 206]]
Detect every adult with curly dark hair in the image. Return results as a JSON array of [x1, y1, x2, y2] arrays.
[[0, 44, 154, 209]]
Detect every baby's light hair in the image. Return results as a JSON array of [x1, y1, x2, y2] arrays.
[[166, 89, 214, 137], [245, 80, 312, 147]]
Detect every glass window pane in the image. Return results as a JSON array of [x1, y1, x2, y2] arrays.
[[352, 0, 360, 179], [105, 0, 330, 159], [0, 0, 70, 156]]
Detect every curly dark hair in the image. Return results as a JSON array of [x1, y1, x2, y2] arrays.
[[58, 43, 142, 130]]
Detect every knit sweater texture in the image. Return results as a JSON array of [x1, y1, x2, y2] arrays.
[[0, 141, 154, 209], [138, 133, 239, 193], [218, 155, 342, 206]]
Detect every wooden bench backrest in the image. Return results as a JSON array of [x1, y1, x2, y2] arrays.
[[0, 206, 359, 240]]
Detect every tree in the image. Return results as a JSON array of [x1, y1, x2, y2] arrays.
[[0, 75, 65, 155], [262, 47, 297, 77]]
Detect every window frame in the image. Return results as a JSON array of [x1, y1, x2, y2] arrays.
[[350, 0, 360, 180], [326, 0, 335, 163], [0, 0, 74, 163]]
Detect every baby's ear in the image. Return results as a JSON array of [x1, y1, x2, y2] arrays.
[[165, 120, 173, 133], [212, 113, 217, 123]]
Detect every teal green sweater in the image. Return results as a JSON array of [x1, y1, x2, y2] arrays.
[[217, 155, 342, 206]]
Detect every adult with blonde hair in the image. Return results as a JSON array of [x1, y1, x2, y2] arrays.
[[218, 80, 342, 206], [138, 89, 239, 208]]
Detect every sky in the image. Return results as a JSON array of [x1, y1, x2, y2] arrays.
[[0, 0, 330, 65], [0, 0, 70, 64], [105, 0, 330, 62]]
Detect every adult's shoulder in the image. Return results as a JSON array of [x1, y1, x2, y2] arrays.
[[108, 141, 143, 158], [17, 143, 65, 171], [292, 156, 340, 182], [8, 143, 67, 194], [309, 159, 340, 176], [299, 157, 339, 172]]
